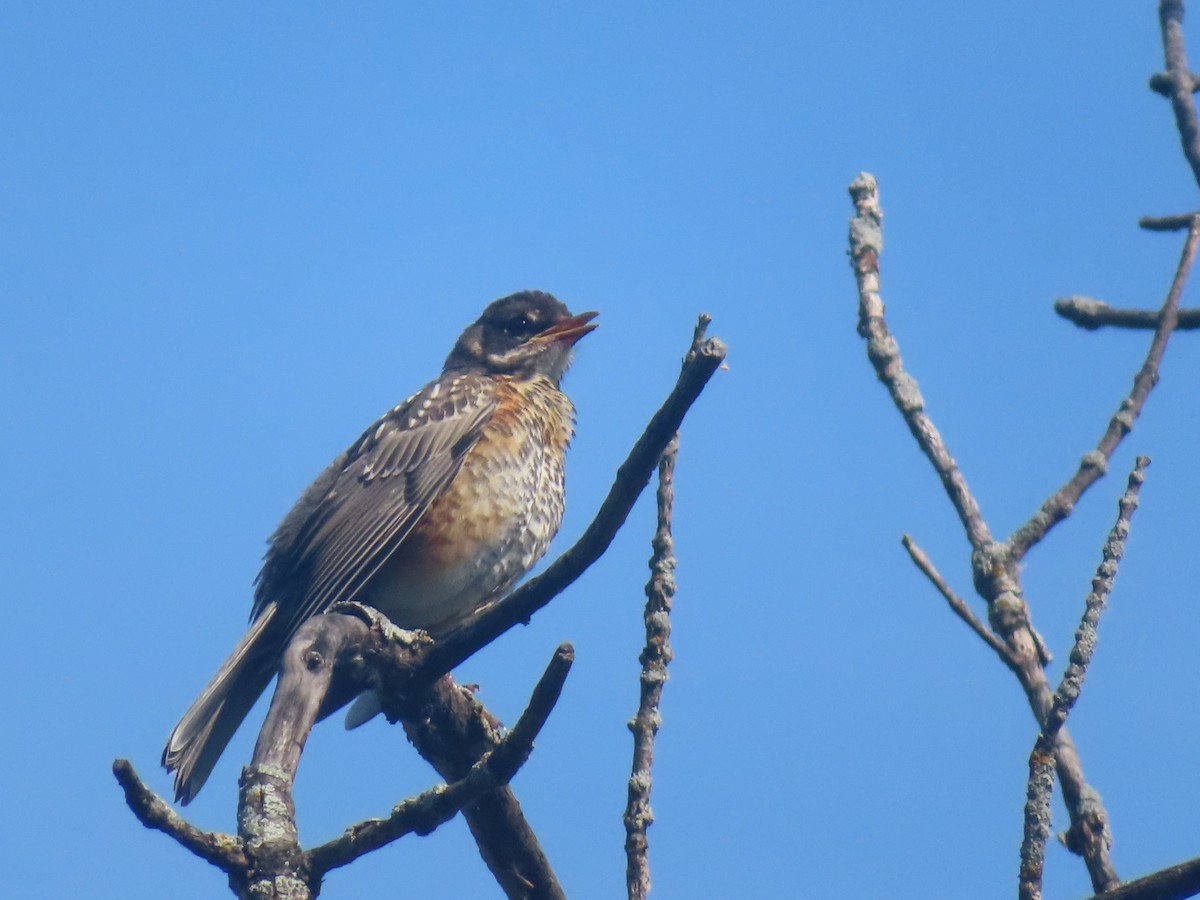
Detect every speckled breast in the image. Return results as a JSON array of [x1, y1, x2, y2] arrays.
[[360, 374, 575, 632]]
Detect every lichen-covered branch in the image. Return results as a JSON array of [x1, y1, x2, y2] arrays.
[[1082, 855, 1200, 900], [393, 672, 567, 899], [624, 436, 679, 900], [307, 644, 574, 878], [1009, 221, 1195, 559], [112, 759, 245, 875], [849, 172, 1122, 891], [1019, 458, 1150, 900], [848, 173, 992, 552]]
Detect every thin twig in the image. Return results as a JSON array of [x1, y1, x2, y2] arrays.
[[848, 173, 992, 552], [1054, 295, 1200, 330], [1141, 213, 1200, 231], [1149, 70, 1200, 96], [1009, 218, 1196, 557], [1019, 458, 1150, 900], [307, 644, 574, 877], [1009, 0, 1200, 558], [624, 436, 679, 900], [848, 172, 1120, 891], [900, 535, 1016, 668], [112, 760, 245, 873], [397, 674, 567, 900], [1049, 457, 1148, 736], [1160, 0, 1200, 187]]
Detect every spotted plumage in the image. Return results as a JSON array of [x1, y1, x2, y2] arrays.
[[162, 291, 597, 804]]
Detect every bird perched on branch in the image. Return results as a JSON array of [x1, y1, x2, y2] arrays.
[[163, 290, 598, 804]]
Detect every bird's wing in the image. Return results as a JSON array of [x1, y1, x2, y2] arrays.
[[252, 372, 498, 637]]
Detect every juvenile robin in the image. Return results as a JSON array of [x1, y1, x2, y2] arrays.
[[162, 290, 597, 804]]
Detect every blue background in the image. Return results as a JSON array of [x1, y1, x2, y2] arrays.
[[4, 3, 1198, 898]]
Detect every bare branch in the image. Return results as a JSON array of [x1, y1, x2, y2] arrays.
[[848, 172, 1120, 891], [900, 535, 1016, 667], [112, 760, 245, 874], [396, 673, 567, 899], [1019, 458, 1150, 900], [233, 610, 422, 898], [1009, 219, 1196, 558], [848, 173, 992, 551], [1141, 213, 1200, 231], [1019, 744, 1057, 900], [123, 609, 571, 899], [307, 644, 574, 877], [1149, 70, 1200, 96], [625, 436, 679, 900], [1055, 295, 1200, 330], [1084, 855, 1200, 900], [1009, 2, 1200, 557], [235, 766, 308, 898], [1159, 0, 1200, 187], [1049, 457, 1148, 737], [251, 611, 382, 780], [982, 579, 1119, 889]]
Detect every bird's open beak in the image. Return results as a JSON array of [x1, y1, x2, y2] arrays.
[[530, 310, 600, 346]]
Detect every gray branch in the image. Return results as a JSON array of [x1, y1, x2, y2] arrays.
[[849, 172, 1123, 891], [1019, 458, 1150, 900], [1054, 295, 1200, 331], [1011, 222, 1195, 559], [624, 435, 679, 900], [1159, 0, 1200, 186], [307, 643, 574, 879]]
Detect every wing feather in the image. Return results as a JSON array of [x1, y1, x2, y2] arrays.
[[253, 373, 497, 638]]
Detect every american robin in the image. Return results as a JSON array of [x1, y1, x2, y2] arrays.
[[162, 290, 597, 804]]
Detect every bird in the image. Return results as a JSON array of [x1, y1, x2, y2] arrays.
[[162, 290, 597, 804]]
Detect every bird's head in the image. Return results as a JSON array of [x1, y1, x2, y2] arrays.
[[444, 291, 599, 384]]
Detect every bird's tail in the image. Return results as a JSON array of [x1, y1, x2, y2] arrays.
[[161, 605, 280, 804]]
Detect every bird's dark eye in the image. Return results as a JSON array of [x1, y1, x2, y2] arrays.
[[503, 314, 534, 336]]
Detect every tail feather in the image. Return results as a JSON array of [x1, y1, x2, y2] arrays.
[[162, 606, 280, 804]]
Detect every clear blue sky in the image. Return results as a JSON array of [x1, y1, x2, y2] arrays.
[[4, 3, 1198, 898]]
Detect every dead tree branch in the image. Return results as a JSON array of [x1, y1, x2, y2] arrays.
[[122, 613, 570, 900], [307, 644, 574, 880], [849, 171, 1124, 891], [1019, 458, 1150, 900], [1142, 213, 1200, 231], [624, 435, 679, 900], [391, 671, 567, 899], [1054, 295, 1200, 331], [1159, 0, 1200, 186], [1009, 221, 1195, 559], [848, 178, 991, 552], [1086, 857, 1200, 900], [900, 534, 1016, 667], [112, 759, 245, 875]]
